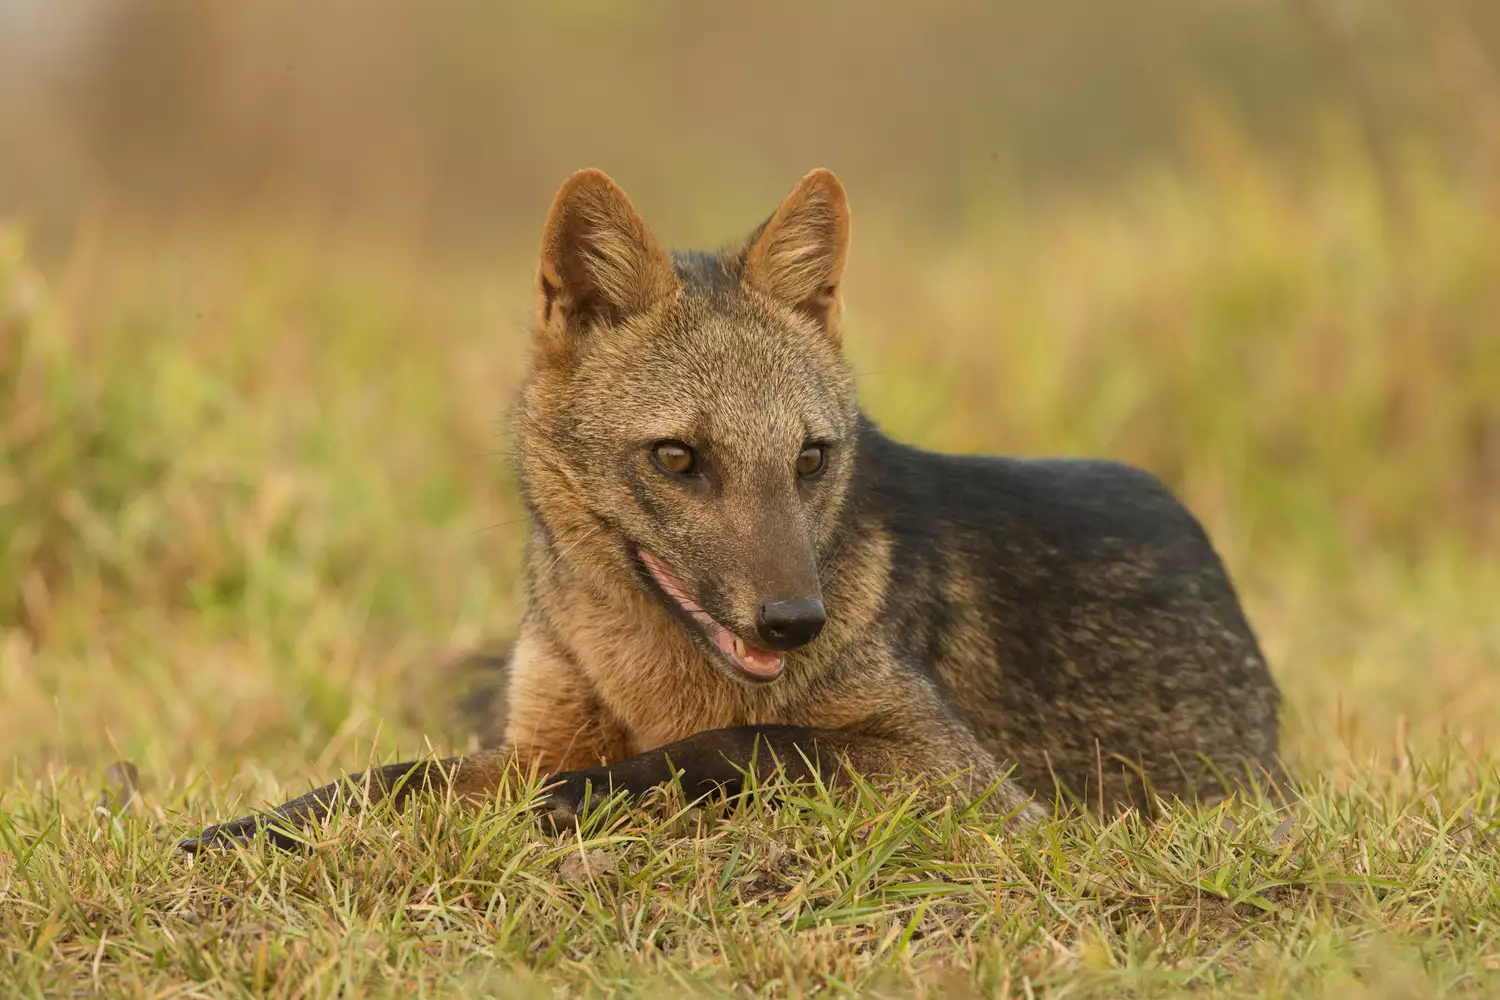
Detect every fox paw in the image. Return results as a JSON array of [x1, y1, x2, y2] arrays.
[[532, 768, 613, 832], [177, 813, 305, 854]]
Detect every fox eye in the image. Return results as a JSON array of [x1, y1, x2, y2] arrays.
[[652, 440, 696, 475], [796, 444, 826, 478]]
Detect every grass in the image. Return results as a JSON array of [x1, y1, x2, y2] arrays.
[[2, 123, 1499, 996], [5, 758, 1500, 997]]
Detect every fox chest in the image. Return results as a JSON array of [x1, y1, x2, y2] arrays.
[[599, 648, 750, 753], [583, 641, 872, 756], [527, 603, 852, 760], [554, 615, 741, 748]]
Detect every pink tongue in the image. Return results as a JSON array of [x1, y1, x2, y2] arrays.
[[740, 646, 783, 675]]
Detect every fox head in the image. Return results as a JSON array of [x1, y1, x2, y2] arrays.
[[515, 168, 860, 685]]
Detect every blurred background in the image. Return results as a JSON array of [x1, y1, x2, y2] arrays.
[[1, 1, 1497, 793]]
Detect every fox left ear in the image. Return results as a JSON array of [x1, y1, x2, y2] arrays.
[[742, 168, 851, 344], [535, 169, 679, 356]]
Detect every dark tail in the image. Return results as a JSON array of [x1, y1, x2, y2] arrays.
[[447, 640, 515, 748]]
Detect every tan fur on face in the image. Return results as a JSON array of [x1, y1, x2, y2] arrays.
[[517, 290, 859, 639]]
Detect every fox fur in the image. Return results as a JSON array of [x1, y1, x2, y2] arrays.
[[182, 168, 1285, 851]]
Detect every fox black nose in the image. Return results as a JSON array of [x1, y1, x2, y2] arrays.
[[755, 598, 826, 651]]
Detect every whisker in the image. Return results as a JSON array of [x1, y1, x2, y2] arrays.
[[465, 514, 533, 536], [534, 523, 605, 588]]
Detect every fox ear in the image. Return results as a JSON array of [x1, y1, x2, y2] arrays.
[[536, 169, 678, 350], [742, 168, 851, 343]]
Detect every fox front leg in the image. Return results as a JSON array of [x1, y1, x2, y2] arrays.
[[178, 748, 519, 852], [534, 723, 1044, 828], [534, 725, 841, 827]]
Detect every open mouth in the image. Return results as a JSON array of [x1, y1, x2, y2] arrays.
[[637, 548, 786, 682]]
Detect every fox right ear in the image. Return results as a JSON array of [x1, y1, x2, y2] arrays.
[[742, 168, 851, 344], [535, 169, 678, 351]]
